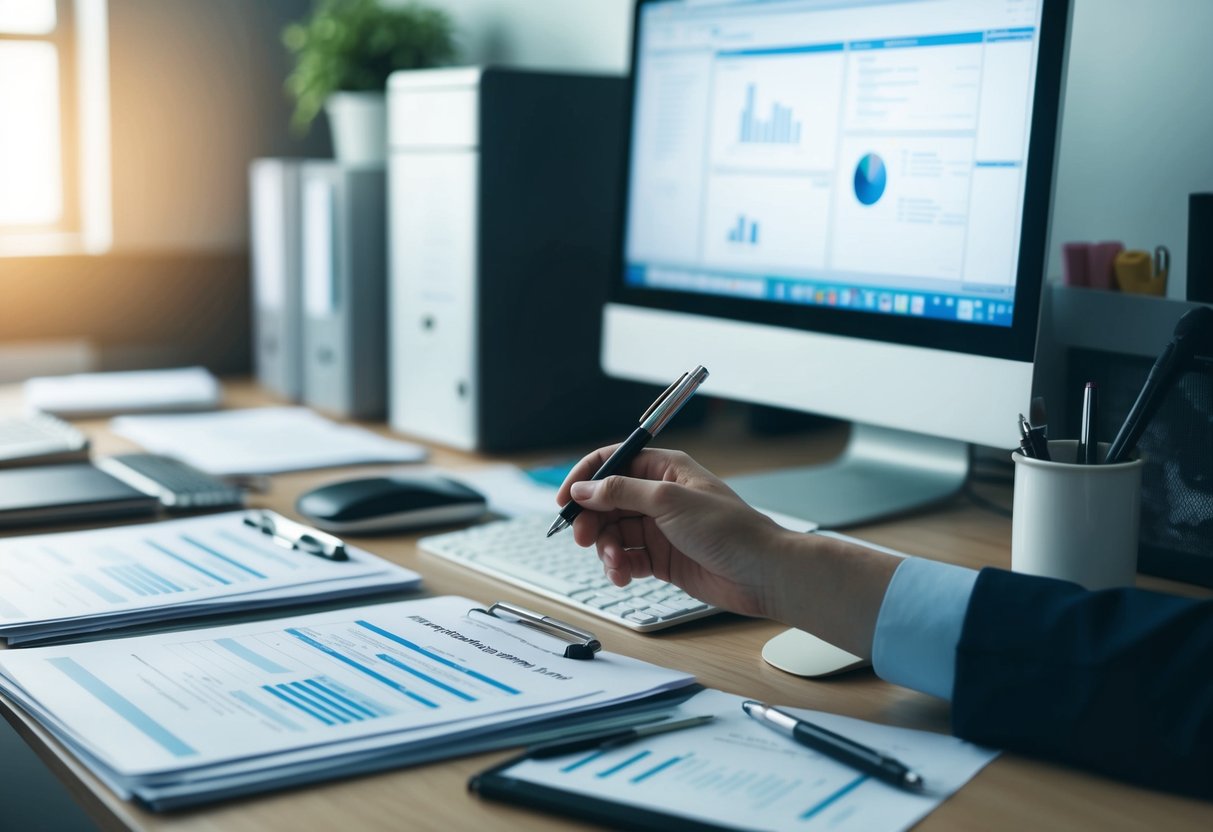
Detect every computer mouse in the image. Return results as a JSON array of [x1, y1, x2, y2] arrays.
[[295, 474, 487, 534]]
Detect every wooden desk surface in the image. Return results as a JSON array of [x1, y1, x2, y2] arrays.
[[2, 383, 1210, 831]]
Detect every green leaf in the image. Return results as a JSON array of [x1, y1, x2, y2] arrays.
[[283, 0, 457, 134]]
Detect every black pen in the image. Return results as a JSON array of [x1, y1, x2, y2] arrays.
[[1017, 413, 1036, 458], [524, 714, 715, 760], [1077, 382, 1098, 465], [742, 700, 924, 792], [546, 365, 709, 537]]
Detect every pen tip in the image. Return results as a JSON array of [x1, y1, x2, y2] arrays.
[[545, 519, 564, 538], [904, 771, 926, 791]]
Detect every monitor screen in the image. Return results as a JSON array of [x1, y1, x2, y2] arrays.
[[616, 0, 1063, 362]]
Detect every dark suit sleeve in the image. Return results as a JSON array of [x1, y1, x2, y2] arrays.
[[951, 568, 1213, 800]]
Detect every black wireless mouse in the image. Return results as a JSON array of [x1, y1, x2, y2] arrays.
[[295, 474, 487, 534]]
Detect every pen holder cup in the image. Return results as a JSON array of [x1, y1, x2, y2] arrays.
[[1011, 441, 1143, 590]]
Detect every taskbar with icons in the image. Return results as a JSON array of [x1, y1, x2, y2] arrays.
[[626, 265, 1015, 328]]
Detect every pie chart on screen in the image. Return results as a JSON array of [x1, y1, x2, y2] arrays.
[[854, 153, 887, 206]]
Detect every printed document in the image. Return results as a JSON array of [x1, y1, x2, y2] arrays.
[[25, 367, 221, 417], [500, 688, 998, 831], [0, 596, 694, 807], [111, 407, 426, 475], [0, 512, 421, 644]]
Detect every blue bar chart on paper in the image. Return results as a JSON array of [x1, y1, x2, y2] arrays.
[[0, 597, 624, 772], [0, 513, 419, 644], [504, 689, 1001, 831]]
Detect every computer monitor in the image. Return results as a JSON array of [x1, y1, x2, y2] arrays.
[[604, 0, 1071, 525]]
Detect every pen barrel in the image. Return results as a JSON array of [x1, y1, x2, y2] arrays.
[[792, 722, 909, 783], [556, 427, 653, 524]]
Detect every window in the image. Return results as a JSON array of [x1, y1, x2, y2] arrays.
[[0, 0, 110, 255]]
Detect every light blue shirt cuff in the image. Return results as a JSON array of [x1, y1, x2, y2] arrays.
[[871, 557, 979, 701]]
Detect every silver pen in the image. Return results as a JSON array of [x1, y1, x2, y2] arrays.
[[546, 365, 709, 537]]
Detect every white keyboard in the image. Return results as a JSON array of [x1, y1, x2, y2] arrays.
[[419, 515, 720, 632]]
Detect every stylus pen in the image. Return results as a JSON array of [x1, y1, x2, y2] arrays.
[[546, 365, 709, 537], [742, 700, 925, 792], [524, 714, 715, 760]]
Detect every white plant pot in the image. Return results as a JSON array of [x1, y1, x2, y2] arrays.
[[326, 91, 387, 166]]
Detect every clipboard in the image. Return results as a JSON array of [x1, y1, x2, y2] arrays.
[[0, 509, 422, 645], [469, 753, 738, 832]]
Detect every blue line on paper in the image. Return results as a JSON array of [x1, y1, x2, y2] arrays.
[[597, 751, 651, 779], [146, 540, 231, 585], [101, 566, 148, 596], [230, 690, 302, 731], [262, 684, 334, 725], [49, 658, 197, 758], [355, 620, 521, 695], [561, 750, 603, 773], [182, 534, 268, 580], [300, 679, 372, 720], [376, 653, 477, 702], [215, 638, 292, 674], [306, 678, 385, 718], [286, 628, 439, 709], [115, 565, 163, 595], [287, 681, 357, 722], [631, 755, 685, 783], [800, 774, 870, 820], [131, 563, 184, 593], [74, 574, 125, 604]]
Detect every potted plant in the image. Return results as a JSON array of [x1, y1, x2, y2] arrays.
[[283, 0, 456, 164]]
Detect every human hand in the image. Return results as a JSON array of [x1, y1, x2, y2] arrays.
[[556, 447, 795, 618]]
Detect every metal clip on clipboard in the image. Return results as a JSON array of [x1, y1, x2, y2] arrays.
[[242, 509, 348, 561], [472, 601, 602, 660]]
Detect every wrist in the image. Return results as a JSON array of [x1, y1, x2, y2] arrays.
[[761, 530, 900, 659]]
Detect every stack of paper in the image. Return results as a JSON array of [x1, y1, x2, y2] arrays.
[[0, 512, 422, 645], [111, 407, 427, 475], [25, 367, 222, 417], [0, 596, 695, 809]]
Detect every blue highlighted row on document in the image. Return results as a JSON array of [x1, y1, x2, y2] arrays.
[[0, 512, 421, 644], [0, 596, 693, 808]]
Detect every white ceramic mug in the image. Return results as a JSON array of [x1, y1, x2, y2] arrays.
[[1011, 440, 1143, 590]]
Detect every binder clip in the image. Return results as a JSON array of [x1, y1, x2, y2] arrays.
[[243, 509, 348, 561], [471, 601, 602, 660]]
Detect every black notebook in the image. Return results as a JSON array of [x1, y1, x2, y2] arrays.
[[0, 463, 159, 529]]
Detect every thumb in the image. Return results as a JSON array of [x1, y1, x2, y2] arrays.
[[570, 475, 668, 515]]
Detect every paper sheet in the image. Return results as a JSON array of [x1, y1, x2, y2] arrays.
[[0, 596, 695, 803], [111, 407, 427, 475], [500, 688, 998, 832], [24, 367, 222, 417], [0, 512, 421, 642]]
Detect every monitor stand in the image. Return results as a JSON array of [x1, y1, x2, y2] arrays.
[[726, 423, 971, 678], [725, 423, 970, 528]]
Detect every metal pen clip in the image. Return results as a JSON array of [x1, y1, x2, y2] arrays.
[[638, 365, 710, 437], [1154, 245, 1171, 278], [242, 509, 348, 561], [470, 601, 601, 660]]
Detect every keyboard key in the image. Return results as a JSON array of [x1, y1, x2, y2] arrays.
[[418, 515, 720, 632]]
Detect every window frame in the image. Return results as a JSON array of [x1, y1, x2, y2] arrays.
[[0, 0, 110, 256]]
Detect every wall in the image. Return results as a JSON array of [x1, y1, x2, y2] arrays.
[[108, 0, 327, 252], [1048, 0, 1213, 297]]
